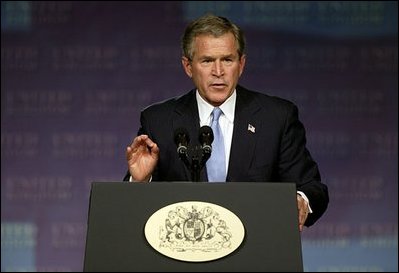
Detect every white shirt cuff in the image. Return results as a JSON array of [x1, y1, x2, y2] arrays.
[[129, 176, 152, 182], [297, 191, 313, 213]]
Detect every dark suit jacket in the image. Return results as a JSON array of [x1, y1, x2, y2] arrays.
[[125, 85, 328, 226]]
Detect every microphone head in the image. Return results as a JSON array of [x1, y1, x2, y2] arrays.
[[199, 125, 214, 145], [174, 127, 190, 146]]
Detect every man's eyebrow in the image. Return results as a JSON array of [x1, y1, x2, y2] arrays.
[[198, 54, 235, 60]]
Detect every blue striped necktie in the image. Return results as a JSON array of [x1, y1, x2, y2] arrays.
[[206, 107, 226, 182]]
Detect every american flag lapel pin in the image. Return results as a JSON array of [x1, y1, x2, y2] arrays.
[[248, 123, 255, 133]]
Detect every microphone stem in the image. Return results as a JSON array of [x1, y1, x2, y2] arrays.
[[191, 156, 200, 182], [178, 151, 191, 170]]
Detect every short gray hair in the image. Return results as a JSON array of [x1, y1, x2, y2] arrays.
[[181, 14, 246, 60]]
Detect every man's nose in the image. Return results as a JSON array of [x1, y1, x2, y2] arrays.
[[212, 60, 224, 77]]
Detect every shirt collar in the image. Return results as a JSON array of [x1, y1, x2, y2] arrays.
[[196, 90, 236, 125]]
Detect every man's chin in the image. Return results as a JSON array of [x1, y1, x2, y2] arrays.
[[209, 94, 230, 106]]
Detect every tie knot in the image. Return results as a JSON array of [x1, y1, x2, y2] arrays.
[[211, 107, 223, 122]]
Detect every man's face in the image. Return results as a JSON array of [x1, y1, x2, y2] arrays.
[[182, 33, 246, 106]]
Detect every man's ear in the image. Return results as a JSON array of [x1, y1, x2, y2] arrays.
[[181, 56, 192, 78], [239, 54, 246, 77]]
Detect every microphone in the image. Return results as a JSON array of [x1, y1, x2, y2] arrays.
[[199, 125, 213, 161], [174, 127, 190, 158]]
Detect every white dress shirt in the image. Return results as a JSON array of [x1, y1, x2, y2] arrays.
[[196, 90, 236, 176]]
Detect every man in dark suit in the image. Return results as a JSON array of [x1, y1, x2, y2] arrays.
[[125, 14, 328, 230]]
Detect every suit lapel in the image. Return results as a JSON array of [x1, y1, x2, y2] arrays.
[[227, 87, 261, 181], [173, 90, 199, 136]]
